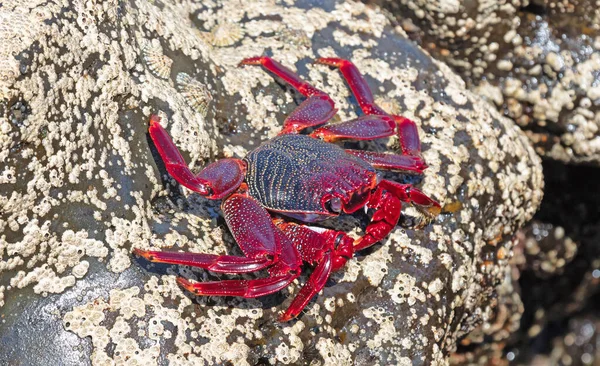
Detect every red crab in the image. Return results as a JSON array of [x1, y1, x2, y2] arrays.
[[134, 56, 441, 321]]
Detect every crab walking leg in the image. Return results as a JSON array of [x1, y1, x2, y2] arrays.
[[176, 193, 302, 297], [280, 252, 333, 321], [274, 221, 355, 320], [133, 249, 273, 273], [149, 115, 246, 199], [310, 115, 395, 142], [378, 179, 441, 218], [239, 56, 337, 134], [221, 193, 303, 269], [134, 192, 299, 275], [393, 116, 422, 157], [177, 274, 298, 298], [315, 58, 386, 115], [316, 58, 422, 156], [345, 150, 427, 174], [149, 115, 209, 194]]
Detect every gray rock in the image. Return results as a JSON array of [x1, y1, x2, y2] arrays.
[[0, 0, 543, 365], [373, 0, 600, 165]]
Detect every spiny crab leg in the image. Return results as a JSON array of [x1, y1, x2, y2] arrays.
[[135, 191, 304, 300], [279, 252, 333, 321], [239, 56, 337, 134], [345, 150, 427, 174], [315, 58, 388, 116], [149, 115, 210, 195], [177, 274, 298, 298], [316, 57, 422, 157]]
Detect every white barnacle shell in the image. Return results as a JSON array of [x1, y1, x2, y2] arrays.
[[374, 95, 402, 115], [176, 72, 212, 116], [210, 22, 244, 47], [141, 39, 172, 79], [277, 27, 312, 48]]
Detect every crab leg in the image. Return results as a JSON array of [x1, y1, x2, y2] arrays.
[[133, 249, 273, 273], [279, 252, 333, 321], [179, 193, 301, 294], [240, 56, 337, 134], [136, 191, 303, 297], [345, 150, 427, 174], [274, 221, 355, 320], [149, 115, 246, 199], [177, 274, 298, 298], [221, 193, 302, 269], [316, 58, 422, 156], [310, 115, 395, 142], [315, 58, 387, 116]]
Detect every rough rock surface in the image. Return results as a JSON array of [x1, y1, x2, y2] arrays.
[[0, 0, 543, 365], [507, 161, 600, 364], [372, 0, 600, 165], [449, 263, 524, 366], [514, 220, 578, 279]]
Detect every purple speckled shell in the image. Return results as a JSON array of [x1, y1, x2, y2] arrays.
[[243, 134, 376, 221]]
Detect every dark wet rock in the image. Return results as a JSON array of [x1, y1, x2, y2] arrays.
[[549, 314, 600, 366], [504, 161, 600, 364], [0, 0, 542, 365], [514, 220, 578, 279], [371, 0, 600, 165]]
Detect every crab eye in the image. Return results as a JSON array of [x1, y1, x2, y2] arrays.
[[326, 197, 342, 213]]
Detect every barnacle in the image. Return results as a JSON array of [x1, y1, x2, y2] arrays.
[[210, 22, 244, 47], [141, 39, 173, 79], [374, 96, 402, 115], [176, 72, 213, 116]]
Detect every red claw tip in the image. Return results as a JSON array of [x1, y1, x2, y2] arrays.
[[133, 248, 153, 260], [176, 277, 197, 292], [149, 114, 161, 126], [278, 312, 294, 322], [238, 57, 264, 67]]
